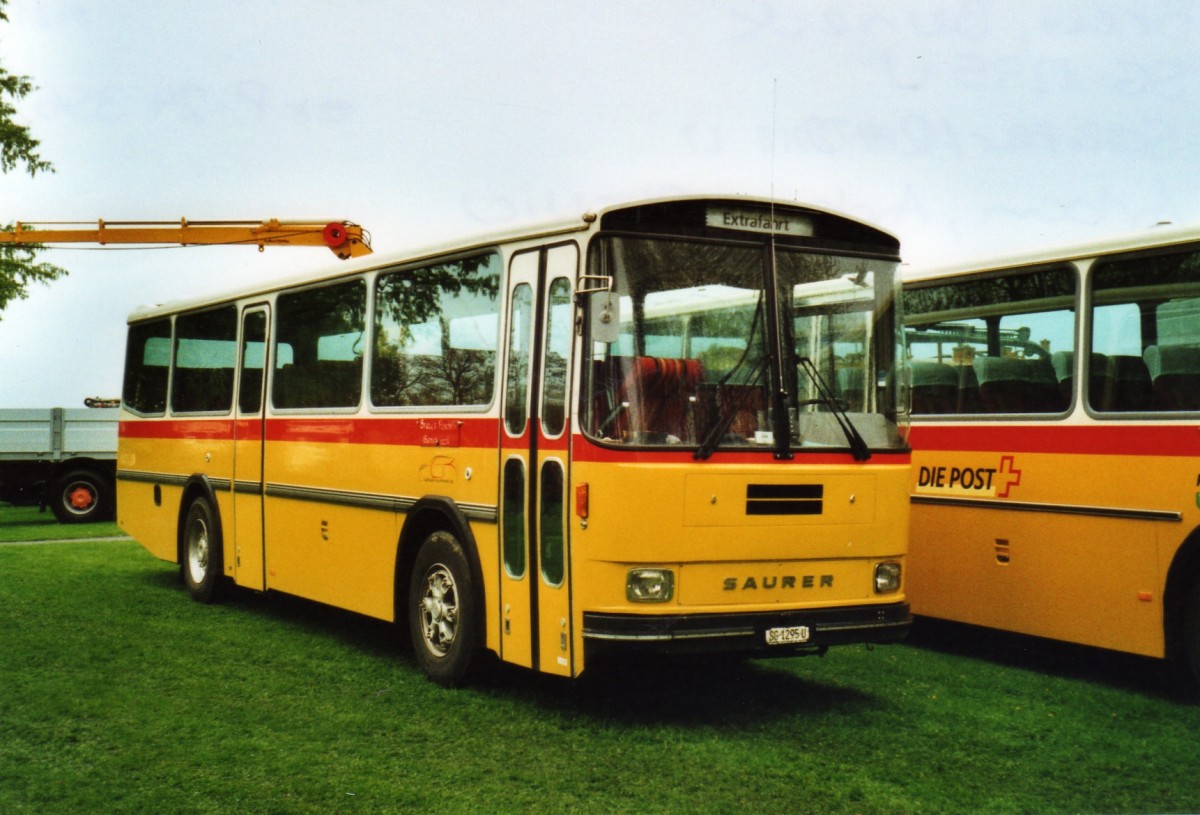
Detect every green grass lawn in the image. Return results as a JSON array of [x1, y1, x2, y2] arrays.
[[0, 503, 125, 542], [1, 539, 1197, 814]]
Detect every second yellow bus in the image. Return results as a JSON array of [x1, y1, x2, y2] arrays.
[[904, 222, 1200, 679]]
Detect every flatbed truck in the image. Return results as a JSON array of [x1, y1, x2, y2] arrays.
[[0, 404, 118, 523]]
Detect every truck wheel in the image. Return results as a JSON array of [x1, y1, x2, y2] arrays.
[[408, 530, 479, 686], [50, 468, 112, 524], [181, 496, 225, 604]]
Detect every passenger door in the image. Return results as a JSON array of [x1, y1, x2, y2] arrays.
[[232, 305, 269, 590], [498, 243, 578, 676]]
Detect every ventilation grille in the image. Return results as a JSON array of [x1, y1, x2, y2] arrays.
[[745, 484, 824, 516]]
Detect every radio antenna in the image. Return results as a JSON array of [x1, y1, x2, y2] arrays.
[[770, 77, 778, 208]]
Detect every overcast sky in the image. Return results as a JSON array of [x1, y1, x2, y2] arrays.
[[2, 0, 1199, 407]]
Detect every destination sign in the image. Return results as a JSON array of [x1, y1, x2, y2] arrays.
[[706, 206, 814, 236]]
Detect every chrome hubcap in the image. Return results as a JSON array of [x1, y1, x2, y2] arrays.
[[188, 518, 210, 585], [419, 564, 459, 657]]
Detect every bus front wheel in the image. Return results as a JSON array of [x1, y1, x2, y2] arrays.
[[181, 496, 225, 604], [408, 530, 479, 686], [1185, 579, 1200, 683]]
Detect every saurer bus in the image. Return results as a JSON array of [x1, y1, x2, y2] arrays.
[[118, 196, 912, 684]]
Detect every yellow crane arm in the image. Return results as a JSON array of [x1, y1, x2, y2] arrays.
[[0, 218, 372, 260]]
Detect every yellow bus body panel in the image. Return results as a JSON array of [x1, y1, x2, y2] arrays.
[[910, 446, 1198, 659], [571, 459, 909, 617]]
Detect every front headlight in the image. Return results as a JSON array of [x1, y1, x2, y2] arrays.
[[626, 568, 675, 603], [874, 561, 901, 594]]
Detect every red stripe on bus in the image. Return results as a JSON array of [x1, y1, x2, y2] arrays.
[[908, 423, 1200, 456], [120, 417, 913, 462], [121, 417, 502, 447], [119, 420, 236, 440]]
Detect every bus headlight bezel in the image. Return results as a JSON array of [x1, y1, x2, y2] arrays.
[[874, 561, 902, 594], [626, 568, 675, 603]]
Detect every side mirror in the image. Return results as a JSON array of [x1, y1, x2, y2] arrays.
[[588, 291, 621, 344]]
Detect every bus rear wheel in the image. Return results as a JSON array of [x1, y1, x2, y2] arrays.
[[181, 496, 225, 604], [408, 530, 479, 686]]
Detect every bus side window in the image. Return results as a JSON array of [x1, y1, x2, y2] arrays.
[[540, 278, 572, 437], [273, 279, 366, 410], [1092, 252, 1200, 413], [905, 266, 1075, 416], [372, 253, 501, 408], [172, 306, 238, 414]]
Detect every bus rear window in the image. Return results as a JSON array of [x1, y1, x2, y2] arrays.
[[122, 318, 172, 415]]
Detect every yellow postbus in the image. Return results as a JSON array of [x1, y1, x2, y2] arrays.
[[903, 223, 1200, 678], [118, 195, 912, 685]]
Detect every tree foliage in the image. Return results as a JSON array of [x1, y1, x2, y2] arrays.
[[0, 234, 68, 315], [1, 0, 67, 318]]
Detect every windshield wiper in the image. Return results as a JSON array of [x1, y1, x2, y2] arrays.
[[797, 357, 871, 461]]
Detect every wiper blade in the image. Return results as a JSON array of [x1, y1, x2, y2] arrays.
[[797, 357, 871, 461]]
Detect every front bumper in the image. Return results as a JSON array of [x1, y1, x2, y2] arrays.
[[583, 601, 911, 659]]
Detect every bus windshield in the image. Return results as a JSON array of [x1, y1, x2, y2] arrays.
[[582, 234, 907, 453]]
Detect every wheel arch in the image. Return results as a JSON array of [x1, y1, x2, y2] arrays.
[[1162, 524, 1200, 662], [47, 456, 115, 486], [176, 475, 225, 566], [394, 496, 485, 628]]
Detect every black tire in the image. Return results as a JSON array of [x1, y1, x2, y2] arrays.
[[49, 468, 113, 524], [1182, 575, 1200, 689], [408, 530, 480, 687], [181, 496, 225, 604]]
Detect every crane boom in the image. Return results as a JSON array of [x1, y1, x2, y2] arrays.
[[0, 218, 372, 259]]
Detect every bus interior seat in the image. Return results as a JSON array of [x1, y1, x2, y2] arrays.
[[1054, 351, 1116, 412], [1027, 356, 1062, 412], [910, 361, 958, 414], [955, 363, 982, 413], [1100, 355, 1153, 412], [1051, 351, 1075, 407], [172, 367, 234, 413], [599, 356, 705, 442], [274, 359, 361, 409], [1145, 345, 1200, 411], [974, 356, 1032, 413]]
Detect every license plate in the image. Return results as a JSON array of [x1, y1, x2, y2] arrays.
[[765, 625, 810, 646]]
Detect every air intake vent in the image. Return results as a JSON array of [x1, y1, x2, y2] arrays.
[[746, 484, 824, 516]]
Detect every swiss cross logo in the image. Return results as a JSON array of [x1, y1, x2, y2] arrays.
[[997, 455, 1022, 498]]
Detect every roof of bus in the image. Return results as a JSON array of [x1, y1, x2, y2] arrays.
[[126, 194, 900, 323], [904, 220, 1200, 284]]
